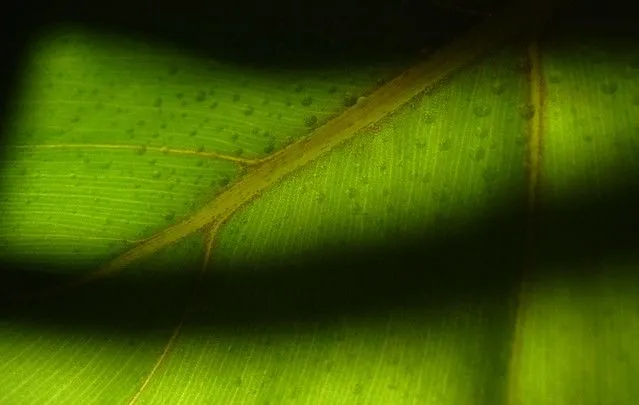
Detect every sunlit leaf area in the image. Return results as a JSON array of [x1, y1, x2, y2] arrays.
[[0, 5, 638, 405]]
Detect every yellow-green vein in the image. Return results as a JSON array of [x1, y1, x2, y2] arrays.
[[12, 143, 261, 166], [506, 28, 546, 405], [127, 222, 221, 405]]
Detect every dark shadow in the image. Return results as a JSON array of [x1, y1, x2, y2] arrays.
[[30, 0, 494, 69], [1, 140, 638, 331]]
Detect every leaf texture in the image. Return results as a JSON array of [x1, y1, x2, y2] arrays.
[[2, 1, 639, 404]]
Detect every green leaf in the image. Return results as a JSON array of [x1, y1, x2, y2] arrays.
[[2, 1, 639, 404]]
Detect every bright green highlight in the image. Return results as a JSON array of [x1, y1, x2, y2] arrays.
[[0, 26, 406, 274]]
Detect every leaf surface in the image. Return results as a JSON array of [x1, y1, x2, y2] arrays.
[[2, 1, 639, 404]]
